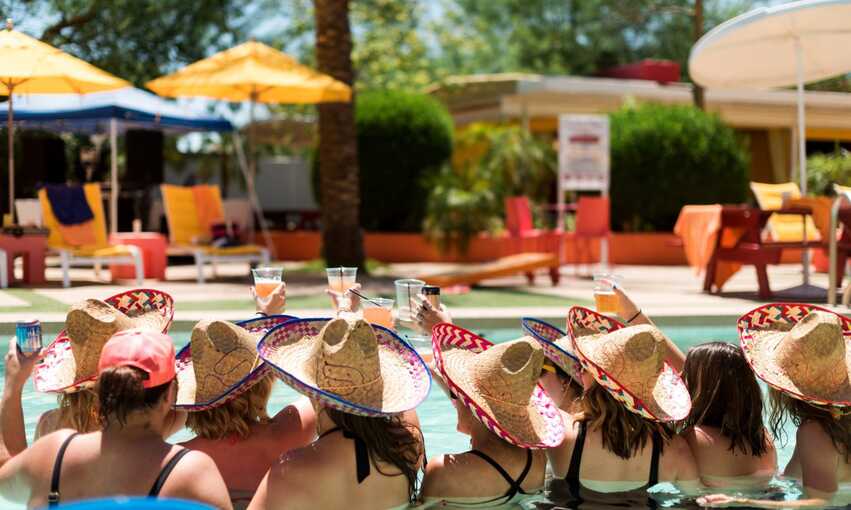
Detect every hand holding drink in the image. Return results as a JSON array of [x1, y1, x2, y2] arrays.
[[252, 267, 283, 299], [593, 273, 620, 314]]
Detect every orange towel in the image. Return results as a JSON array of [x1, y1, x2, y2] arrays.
[[57, 221, 97, 247], [192, 185, 225, 241], [674, 205, 744, 291], [787, 196, 834, 240]]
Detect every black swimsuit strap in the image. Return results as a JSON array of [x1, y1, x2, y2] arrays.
[[565, 420, 587, 499], [468, 448, 532, 499], [648, 431, 661, 487], [318, 426, 341, 440], [319, 427, 371, 484], [149, 448, 191, 497], [48, 432, 80, 507]]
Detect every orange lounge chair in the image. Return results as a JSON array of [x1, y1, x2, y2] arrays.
[[161, 184, 269, 283], [38, 183, 144, 288], [419, 252, 560, 288]]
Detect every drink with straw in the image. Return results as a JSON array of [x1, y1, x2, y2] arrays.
[[362, 298, 395, 329], [326, 267, 358, 293], [593, 273, 620, 314], [252, 266, 283, 299]]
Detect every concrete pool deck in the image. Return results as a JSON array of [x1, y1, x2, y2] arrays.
[[0, 259, 846, 330]]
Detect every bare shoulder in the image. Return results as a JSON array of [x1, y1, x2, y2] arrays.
[[660, 433, 698, 477], [797, 420, 832, 447], [421, 453, 460, 498], [163, 448, 231, 509], [264, 444, 335, 508], [35, 409, 61, 439]]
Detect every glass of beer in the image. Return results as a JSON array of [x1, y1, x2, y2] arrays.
[[593, 273, 620, 315], [326, 267, 358, 293], [362, 298, 395, 329], [252, 266, 283, 299]]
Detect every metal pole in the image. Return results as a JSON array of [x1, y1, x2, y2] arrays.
[[249, 93, 257, 178], [7, 89, 14, 224], [795, 37, 810, 285], [232, 132, 276, 259], [829, 197, 841, 306], [110, 118, 118, 234]]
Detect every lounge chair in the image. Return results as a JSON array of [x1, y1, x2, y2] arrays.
[[38, 183, 144, 288], [419, 252, 560, 288], [160, 184, 269, 283], [750, 181, 821, 243]]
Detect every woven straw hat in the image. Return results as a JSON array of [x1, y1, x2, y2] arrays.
[[521, 317, 581, 381], [432, 323, 564, 449], [739, 304, 851, 407], [258, 317, 430, 417], [35, 289, 174, 393], [567, 306, 691, 422]]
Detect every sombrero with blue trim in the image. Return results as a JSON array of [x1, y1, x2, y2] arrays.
[[175, 314, 295, 411], [35, 288, 174, 393], [521, 317, 581, 381], [432, 323, 565, 449], [258, 317, 430, 417], [567, 306, 691, 422]]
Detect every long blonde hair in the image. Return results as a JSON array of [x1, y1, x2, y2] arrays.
[[581, 383, 668, 459], [58, 389, 100, 432], [186, 374, 273, 439]]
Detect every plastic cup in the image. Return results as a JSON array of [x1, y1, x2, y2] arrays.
[[252, 266, 283, 299], [362, 298, 395, 329], [592, 273, 620, 314], [326, 267, 358, 293], [395, 279, 425, 322]]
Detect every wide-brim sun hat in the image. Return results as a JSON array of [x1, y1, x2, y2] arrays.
[[521, 317, 581, 381], [432, 323, 564, 449], [567, 306, 691, 422], [175, 314, 295, 410], [739, 303, 851, 407], [35, 289, 174, 393], [258, 317, 430, 417]]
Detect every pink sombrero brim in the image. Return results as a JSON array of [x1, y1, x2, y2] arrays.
[[432, 323, 564, 449], [175, 314, 295, 411], [739, 303, 851, 407], [258, 318, 431, 417], [567, 306, 691, 422], [34, 289, 175, 393], [521, 317, 581, 381]]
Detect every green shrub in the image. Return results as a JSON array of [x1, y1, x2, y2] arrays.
[[356, 90, 454, 231], [610, 103, 749, 231], [806, 149, 851, 196]]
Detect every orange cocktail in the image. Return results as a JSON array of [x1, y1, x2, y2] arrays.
[[363, 298, 395, 329], [252, 266, 283, 299], [254, 281, 279, 299]]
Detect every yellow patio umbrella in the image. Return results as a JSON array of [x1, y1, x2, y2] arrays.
[[0, 19, 129, 223]]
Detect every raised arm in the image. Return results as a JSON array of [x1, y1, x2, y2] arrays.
[[1, 337, 43, 457]]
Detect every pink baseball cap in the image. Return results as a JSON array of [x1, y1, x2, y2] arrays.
[[98, 329, 176, 388]]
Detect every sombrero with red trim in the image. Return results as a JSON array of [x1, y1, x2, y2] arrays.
[[432, 323, 564, 449], [567, 306, 691, 422], [521, 317, 581, 381], [175, 314, 295, 411], [34, 289, 174, 393], [739, 303, 851, 407]]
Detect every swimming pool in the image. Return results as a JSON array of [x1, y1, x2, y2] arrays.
[[0, 322, 810, 508]]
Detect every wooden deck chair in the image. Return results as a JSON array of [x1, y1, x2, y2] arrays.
[[0, 249, 7, 289], [750, 182, 821, 243], [160, 184, 269, 283], [38, 184, 143, 288]]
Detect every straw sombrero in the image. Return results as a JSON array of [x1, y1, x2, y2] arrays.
[[35, 289, 174, 393], [567, 306, 691, 422], [739, 303, 851, 407], [258, 317, 430, 417], [521, 317, 581, 381], [175, 314, 295, 411], [432, 323, 564, 449]]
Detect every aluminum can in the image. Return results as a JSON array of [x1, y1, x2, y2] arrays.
[[16, 320, 42, 354]]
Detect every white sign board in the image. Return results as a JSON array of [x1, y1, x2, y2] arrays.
[[558, 114, 610, 193]]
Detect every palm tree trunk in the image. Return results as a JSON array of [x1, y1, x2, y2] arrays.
[[314, 0, 365, 268]]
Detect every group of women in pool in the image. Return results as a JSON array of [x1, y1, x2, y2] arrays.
[[0, 281, 849, 510]]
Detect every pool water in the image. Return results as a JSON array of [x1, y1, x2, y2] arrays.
[[0, 324, 810, 508]]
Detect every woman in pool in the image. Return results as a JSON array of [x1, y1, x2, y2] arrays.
[[522, 317, 584, 413], [177, 318, 315, 509], [681, 342, 777, 489], [0, 329, 231, 509], [701, 306, 851, 508], [249, 317, 430, 510], [1, 290, 177, 456], [420, 325, 564, 508], [545, 307, 701, 508]]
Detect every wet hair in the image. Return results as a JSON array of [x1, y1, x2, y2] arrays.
[[97, 366, 172, 428], [682, 342, 769, 456], [57, 389, 100, 432], [186, 374, 273, 439], [581, 382, 668, 459], [769, 388, 851, 463], [325, 407, 424, 503]]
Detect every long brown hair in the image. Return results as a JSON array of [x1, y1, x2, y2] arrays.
[[97, 366, 172, 429], [325, 407, 424, 503], [769, 388, 851, 463], [682, 342, 769, 456], [186, 375, 273, 439], [581, 383, 667, 459], [58, 389, 100, 432]]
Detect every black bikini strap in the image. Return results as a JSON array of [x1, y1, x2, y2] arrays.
[[468, 448, 529, 499], [48, 432, 79, 507], [342, 430, 371, 484], [565, 420, 587, 497], [149, 448, 191, 497], [648, 431, 661, 487]]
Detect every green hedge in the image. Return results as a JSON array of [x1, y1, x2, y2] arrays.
[[610, 103, 749, 231]]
